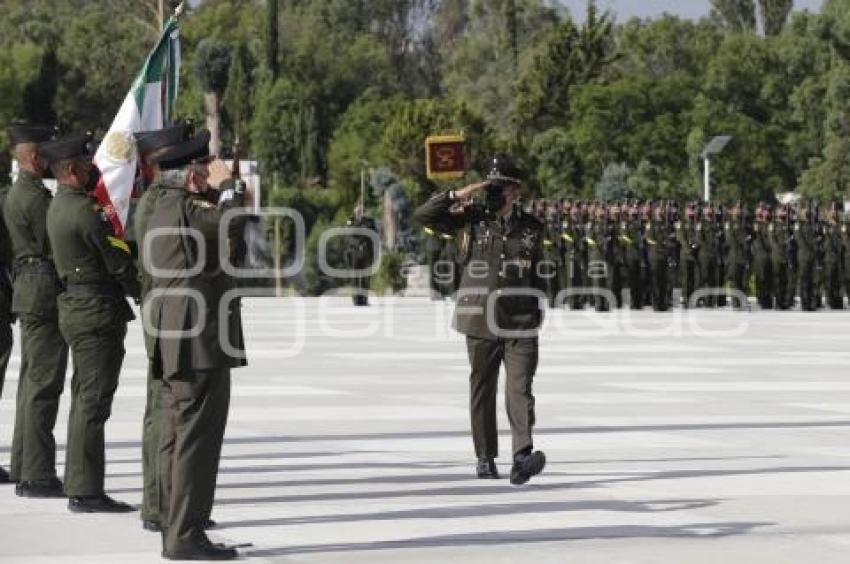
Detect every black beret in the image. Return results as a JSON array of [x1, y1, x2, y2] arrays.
[[150, 129, 212, 170], [39, 133, 95, 165], [134, 123, 191, 159], [7, 122, 56, 146]]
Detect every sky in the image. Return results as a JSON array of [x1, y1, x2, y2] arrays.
[[554, 0, 825, 23]]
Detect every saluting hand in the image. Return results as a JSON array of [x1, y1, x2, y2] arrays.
[[207, 159, 232, 189]]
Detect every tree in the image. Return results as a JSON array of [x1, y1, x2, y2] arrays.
[[266, 0, 279, 78], [710, 0, 758, 33], [193, 39, 231, 155], [757, 0, 794, 36], [594, 162, 631, 201]]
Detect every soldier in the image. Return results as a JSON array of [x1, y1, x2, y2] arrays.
[[697, 204, 720, 307], [130, 124, 194, 532], [797, 205, 820, 311], [823, 204, 844, 310], [769, 206, 793, 310], [40, 133, 139, 512], [142, 131, 246, 560], [645, 203, 672, 311], [0, 173, 13, 484], [586, 204, 615, 311], [620, 202, 643, 309], [413, 155, 547, 486], [344, 206, 378, 306], [842, 212, 850, 305], [541, 201, 562, 308], [752, 204, 773, 309], [4, 123, 68, 496], [423, 221, 446, 299], [561, 202, 584, 309], [725, 202, 751, 309], [677, 203, 700, 308]]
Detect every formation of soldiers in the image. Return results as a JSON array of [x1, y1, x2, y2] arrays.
[[0, 122, 247, 560], [425, 198, 850, 312]]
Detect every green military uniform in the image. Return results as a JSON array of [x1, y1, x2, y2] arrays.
[[559, 214, 583, 309], [796, 217, 819, 311], [676, 219, 700, 308], [344, 214, 378, 305], [620, 219, 643, 309], [843, 222, 850, 304], [134, 183, 169, 524], [697, 219, 721, 307], [751, 220, 773, 309], [769, 220, 794, 309], [823, 221, 844, 309], [541, 213, 562, 308], [143, 159, 246, 554], [423, 226, 446, 298], [586, 219, 616, 311], [0, 185, 14, 400], [47, 183, 139, 497], [644, 217, 671, 311], [724, 216, 750, 309], [4, 169, 69, 483], [0, 184, 13, 482], [414, 189, 545, 463]]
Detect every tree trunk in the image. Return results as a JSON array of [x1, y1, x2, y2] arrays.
[[204, 91, 221, 156]]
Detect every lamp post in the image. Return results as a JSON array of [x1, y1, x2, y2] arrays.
[[701, 135, 732, 203]]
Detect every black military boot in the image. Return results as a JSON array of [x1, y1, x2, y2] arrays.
[[475, 458, 499, 479], [163, 531, 238, 561], [16, 477, 65, 498], [68, 493, 135, 513], [510, 450, 546, 486], [0, 466, 11, 484]]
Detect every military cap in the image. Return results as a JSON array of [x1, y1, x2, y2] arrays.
[[134, 122, 191, 158], [149, 129, 212, 170], [39, 132, 95, 165], [486, 154, 526, 185], [7, 122, 56, 146]]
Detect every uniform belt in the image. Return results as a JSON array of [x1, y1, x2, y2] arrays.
[[64, 282, 123, 298]]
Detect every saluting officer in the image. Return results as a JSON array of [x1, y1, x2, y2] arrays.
[[142, 130, 247, 560], [43, 133, 140, 512], [413, 155, 547, 486], [4, 122, 68, 496], [130, 123, 194, 532]]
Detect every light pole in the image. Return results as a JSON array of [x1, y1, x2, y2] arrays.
[[701, 135, 732, 203]]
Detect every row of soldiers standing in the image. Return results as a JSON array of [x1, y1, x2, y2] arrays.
[[424, 199, 850, 311]]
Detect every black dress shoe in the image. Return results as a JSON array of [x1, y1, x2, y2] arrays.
[[144, 519, 216, 532], [163, 533, 237, 561], [68, 493, 135, 513], [0, 466, 11, 484], [510, 450, 546, 486], [16, 477, 65, 498], [476, 458, 500, 479]]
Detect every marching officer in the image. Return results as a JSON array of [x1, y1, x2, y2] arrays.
[[43, 133, 140, 511], [4, 122, 68, 496], [142, 130, 247, 560], [413, 155, 547, 486], [344, 206, 378, 306]]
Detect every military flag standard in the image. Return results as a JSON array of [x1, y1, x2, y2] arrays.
[[93, 15, 181, 237]]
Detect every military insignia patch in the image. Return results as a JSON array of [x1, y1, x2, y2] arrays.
[[192, 199, 216, 210]]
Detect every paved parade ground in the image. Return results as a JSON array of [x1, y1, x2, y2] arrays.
[[1, 297, 849, 563]]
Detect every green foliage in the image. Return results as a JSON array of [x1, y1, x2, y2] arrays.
[[710, 0, 757, 32], [371, 251, 408, 295], [594, 162, 631, 201]]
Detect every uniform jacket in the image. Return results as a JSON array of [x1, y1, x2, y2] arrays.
[[143, 187, 247, 377], [414, 191, 545, 340], [3, 170, 62, 316]]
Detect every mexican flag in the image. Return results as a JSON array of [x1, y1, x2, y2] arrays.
[[93, 15, 181, 238]]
